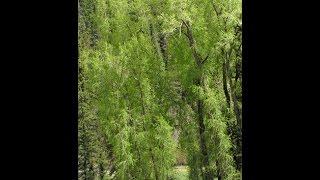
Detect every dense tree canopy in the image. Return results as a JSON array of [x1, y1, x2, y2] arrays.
[[79, 0, 242, 179]]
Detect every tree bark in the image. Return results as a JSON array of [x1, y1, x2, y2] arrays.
[[196, 77, 212, 180], [235, 59, 241, 83], [222, 60, 231, 108], [182, 20, 213, 180], [226, 52, 242, 129], [150, 148, 160, 180], [158, 33, 168, 70]]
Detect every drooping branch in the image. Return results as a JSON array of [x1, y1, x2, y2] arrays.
[[181, 20, 203, 66], [149, 22, 164, 63]]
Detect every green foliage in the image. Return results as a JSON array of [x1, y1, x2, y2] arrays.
[[79, 0, 242, 179]]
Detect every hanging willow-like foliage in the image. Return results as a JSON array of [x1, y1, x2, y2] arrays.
[[79, 0, 241, 179]]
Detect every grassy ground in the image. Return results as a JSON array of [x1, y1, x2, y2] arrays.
[[170, 166, 219, 180], [171, 166, 189, 180]]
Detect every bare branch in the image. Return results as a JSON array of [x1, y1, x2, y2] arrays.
[[181, 19, 189, 29], [201, 54, 210, 64]]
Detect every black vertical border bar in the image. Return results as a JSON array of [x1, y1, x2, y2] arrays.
[[60, 0, 78, 177], [71, 0, 78, 178], [242, 0, 267, 179], [64, 0, 78, 178], [242, 0, 253, 179]]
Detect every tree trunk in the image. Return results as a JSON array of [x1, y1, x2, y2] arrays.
[[150, 148, 160, 180], [198, 98, 212, 180], [226, 56, 242, 129], [224, 53, 241, 129], [222, 60, 231, 108], [235, 59, 241, 83], [196, 77, 212, 180], [159, 33, 168, 70], [182, 20, 213, 180]]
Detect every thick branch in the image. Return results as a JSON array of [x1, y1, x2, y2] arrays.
[[225, 51, 242, 129], [181, 20, 203, 66]]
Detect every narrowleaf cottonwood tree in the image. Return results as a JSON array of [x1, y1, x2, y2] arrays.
[[79, 0, 242, 179]]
